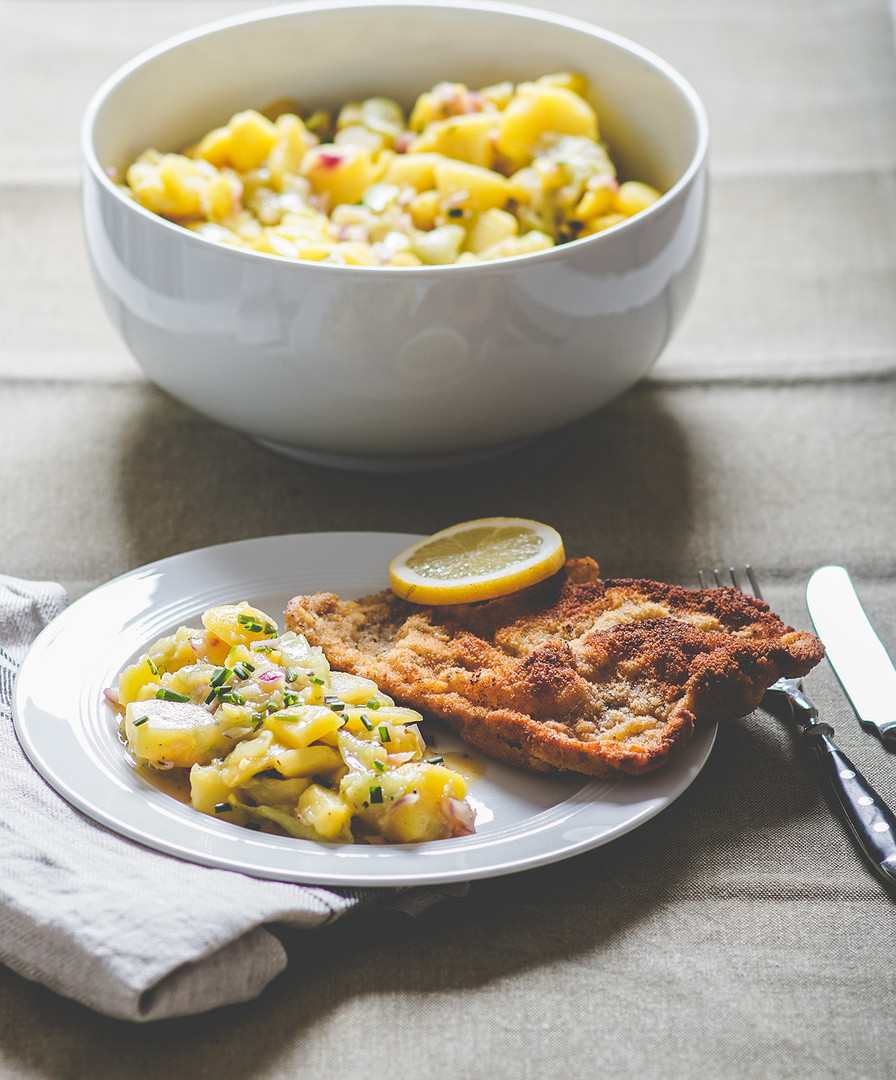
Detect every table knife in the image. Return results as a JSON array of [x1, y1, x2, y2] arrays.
[[782, 565, 896, 887], [806, 566, 896, 748]]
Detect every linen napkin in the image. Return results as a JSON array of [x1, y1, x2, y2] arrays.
[[0, 574, 466, 1022]]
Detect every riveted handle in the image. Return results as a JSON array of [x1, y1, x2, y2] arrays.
[[865, 716, 896, 750], [802, 726, 896, 887]]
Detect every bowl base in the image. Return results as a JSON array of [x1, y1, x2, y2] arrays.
[[253, 435, 532, 473]]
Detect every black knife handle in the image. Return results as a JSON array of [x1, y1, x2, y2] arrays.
[[858, 715, 896, 750], [802, 725, 896, 887]]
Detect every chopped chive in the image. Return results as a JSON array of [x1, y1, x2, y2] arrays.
[[329, 702, 345, 713], [133, 715, 149, 727], [373, 758, 386, 772], [146, 658, 159, 676], [205, 689, 217, 704], [254, 644, 274, 654], [427, 756, 444, 764], [263, 621, 277, 636], [214, 802, 232, 813], [369, 785, 384, 803], [378, 725, 391, 742], [283, 691, 299, 707], [285, 666, 299, 683], [366, 699, 381, 710], [360, 714, 374, 731], [156, 689, 189, 702], [232, 663, 252, 680], [447, 207, 463, 218], [309, 674, 325, 685], [217, 692, 235, 704], [210, 667, 230, 687], [231, 692, 247, 706], [238, 613, 264, 631]]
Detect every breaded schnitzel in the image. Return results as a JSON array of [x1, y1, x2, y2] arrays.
[[284, 559, 824, 778]]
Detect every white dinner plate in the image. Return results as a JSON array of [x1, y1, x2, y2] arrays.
[[12, 532, 715, 886]]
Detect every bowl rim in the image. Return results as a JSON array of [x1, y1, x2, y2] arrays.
[[81, 0, 710, 275]]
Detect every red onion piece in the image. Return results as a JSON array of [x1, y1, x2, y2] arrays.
[[446, 798, 476, 836], [256, 668, 284, 683]]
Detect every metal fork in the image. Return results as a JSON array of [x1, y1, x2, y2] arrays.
[[699, 565, 896, 889]]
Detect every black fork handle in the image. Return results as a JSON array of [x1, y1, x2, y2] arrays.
[[781, 681, 896, 886], [801, 722, 896, 887]]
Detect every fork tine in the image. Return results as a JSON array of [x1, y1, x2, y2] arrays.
[[698, 567, 742, 591], [697, 564, 763, 600]]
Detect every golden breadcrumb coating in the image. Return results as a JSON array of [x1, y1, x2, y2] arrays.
[[285, 559, 824, 778]]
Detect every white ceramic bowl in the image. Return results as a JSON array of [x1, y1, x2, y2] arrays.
[[82, 0, 709, 471]]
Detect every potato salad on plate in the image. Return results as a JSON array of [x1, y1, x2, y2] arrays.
[[106, 603, 475, 844]]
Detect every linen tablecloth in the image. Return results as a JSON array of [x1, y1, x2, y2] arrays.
[[1, 0, 895, 1076]]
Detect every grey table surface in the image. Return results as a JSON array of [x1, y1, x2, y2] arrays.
[[2, 0, 896, 1077]]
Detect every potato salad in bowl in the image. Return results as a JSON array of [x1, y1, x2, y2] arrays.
[[83, 0, 709, 465], [115, 72, 661, 267], [106, 603, 475, 844]]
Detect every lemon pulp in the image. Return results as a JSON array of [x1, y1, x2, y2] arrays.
[[389, 517, 566, 605]]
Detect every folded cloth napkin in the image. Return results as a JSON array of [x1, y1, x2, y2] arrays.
[[0, 575, 466, 1022]]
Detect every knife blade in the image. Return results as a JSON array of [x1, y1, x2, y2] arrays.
[[806, 565, 896, 748]]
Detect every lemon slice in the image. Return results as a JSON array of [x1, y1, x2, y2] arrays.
[[389, 517, 566, 605]]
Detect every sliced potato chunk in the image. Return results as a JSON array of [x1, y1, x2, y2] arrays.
[[201, 603, 278, 647], [496, 82, 598, 165], [434, 159, 514, 212], [125, 699, 234, 769], [411, 114, 496, 168]]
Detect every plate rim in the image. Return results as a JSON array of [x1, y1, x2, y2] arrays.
[[12, 532, 716, 887]]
